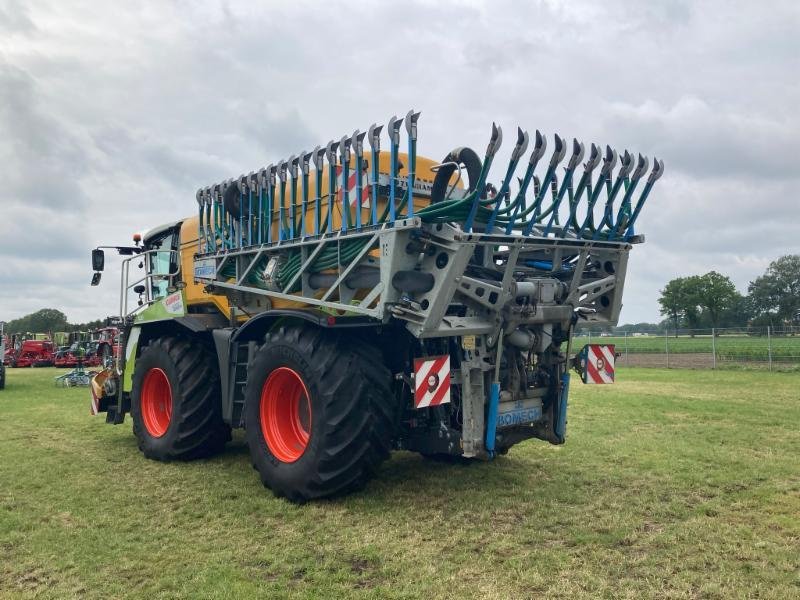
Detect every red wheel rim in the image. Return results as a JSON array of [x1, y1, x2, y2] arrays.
[[141, 367, 172, 438], [260, 367, 312, 463]]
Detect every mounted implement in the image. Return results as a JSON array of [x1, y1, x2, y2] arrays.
[[90, 111, 663, 502]]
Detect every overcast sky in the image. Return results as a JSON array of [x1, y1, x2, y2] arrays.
[[1, 0, 798, 324]]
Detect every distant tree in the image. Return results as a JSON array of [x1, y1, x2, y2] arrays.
[[748, 255, 800, 325], [69, 319, 106, 332], [658, 278, 689, 334], [719, 292, 753, 328], [680, 275, 704, 332], [4, 309, 110, 336], [659, 273, 740, 333], [694, 271, 739, 330], [659, 277, 703, 334], [6, 309, 68, 335], [614, 322, 662, 334]]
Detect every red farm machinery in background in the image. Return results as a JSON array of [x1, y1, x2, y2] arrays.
[[1, 325, 120, 369], [89, 326, 121, 366], [54, 332, 90, 368], [53, 327, 121, 369], [5, 335, 55, 368]]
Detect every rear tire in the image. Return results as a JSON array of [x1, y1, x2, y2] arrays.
[[131, 337, 230, 461], [244, 325, 395, 502]]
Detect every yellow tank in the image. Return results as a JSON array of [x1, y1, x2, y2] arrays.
[[179, 218, 231, 315], [182, 150, 460, 315], [249, 151, 458, 240]]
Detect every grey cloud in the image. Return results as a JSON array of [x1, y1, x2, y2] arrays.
[[0, 0, 798, 324], [0, 205, 88, 260], [602, 96, 800, 180], [0, 0, 35, 35], [0, 61, 90, 210], [236, 107, 317, 166]]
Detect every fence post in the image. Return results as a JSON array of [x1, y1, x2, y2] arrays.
[[665, 328, 670, 368], [767, 325, 772, 371], [624, 331, 628, 366], [711, 327, 716, 369]]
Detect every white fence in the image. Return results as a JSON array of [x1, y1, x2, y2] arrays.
[[577, 326, 800, 370]]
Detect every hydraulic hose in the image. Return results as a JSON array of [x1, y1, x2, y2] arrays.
[[430, 147, 482, 204]]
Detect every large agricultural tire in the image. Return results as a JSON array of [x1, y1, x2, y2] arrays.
[[131, 337, 230, 461], [244, 325, 396, 502]]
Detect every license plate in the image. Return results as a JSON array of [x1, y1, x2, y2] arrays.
[[194, 258, 216, 279], [496, 405, 542, 429]]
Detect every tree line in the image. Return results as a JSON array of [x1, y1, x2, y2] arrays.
[[1, 308, 106, 335], [658, 255, 799, 332], [578, 255, 799, 334]]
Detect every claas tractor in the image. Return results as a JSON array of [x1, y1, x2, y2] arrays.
[[90, 111, 663, 502]]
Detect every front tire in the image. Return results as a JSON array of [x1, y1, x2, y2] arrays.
[[131, 337, 230, 461], [244, 325, 395, 502]]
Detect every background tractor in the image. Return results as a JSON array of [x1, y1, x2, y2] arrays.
[[90, 111, 663, 502]]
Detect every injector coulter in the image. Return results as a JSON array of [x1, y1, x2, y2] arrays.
[[89, 110, 664, 502]]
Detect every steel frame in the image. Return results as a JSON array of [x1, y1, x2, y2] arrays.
[[194, 220, 632, 333]]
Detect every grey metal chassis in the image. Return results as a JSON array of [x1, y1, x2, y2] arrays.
[[195, 221, 633, 457]]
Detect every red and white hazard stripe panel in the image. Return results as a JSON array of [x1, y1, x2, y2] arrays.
[[337, 166, 371, 208], [413, 355, 451, 408], [584, 344, 615, 384]]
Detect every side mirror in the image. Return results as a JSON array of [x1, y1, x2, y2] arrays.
[[91, 272, 102, 286], [92, 249, 105, 272]]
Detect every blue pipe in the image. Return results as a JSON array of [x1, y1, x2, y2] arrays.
[[485, 381, 501, 457], [247, 187, 253, 246], [555, 373, 570, 442], [238, 188, 244, 248], [266, 170, 274, 244], [370, 146, 379, 226]]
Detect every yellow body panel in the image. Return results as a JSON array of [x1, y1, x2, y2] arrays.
[[264, 151, 458, 239], [179, 218, 310, 313], [179, 218, 232, 316]]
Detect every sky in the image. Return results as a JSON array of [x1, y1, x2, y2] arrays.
[[1, 0, 798, 324]]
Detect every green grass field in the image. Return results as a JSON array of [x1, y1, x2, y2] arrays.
[[1, 367, 798, 599], [580, 334, 800, 362]]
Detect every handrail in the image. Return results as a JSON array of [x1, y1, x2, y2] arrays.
[[119, 249, 181, 320]]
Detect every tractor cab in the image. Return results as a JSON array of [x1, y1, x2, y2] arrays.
[[140, 223, 182, 301], [90, 221, 182, 319]]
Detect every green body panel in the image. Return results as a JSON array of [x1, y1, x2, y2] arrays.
[[123, 291, 187, 392], [133, 290, 187, 323], [122, 326, 141, 393]]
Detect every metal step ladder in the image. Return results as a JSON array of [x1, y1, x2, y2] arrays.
[[228, 341, 255, 427]]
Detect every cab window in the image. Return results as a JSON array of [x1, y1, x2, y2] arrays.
[[146, 229, 180, 299]]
